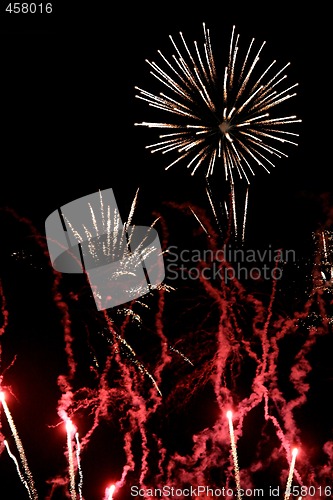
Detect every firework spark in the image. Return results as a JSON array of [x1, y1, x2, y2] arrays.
[[105, 484, 116, 500], [313, 229, 333, 292]]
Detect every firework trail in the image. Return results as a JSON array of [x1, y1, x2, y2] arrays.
[[205, 179, 224, 236], [1, 190, 333, 499], [226, 410, 241, 500], [3, 439, 32, 499], [284, 447, 298, 500], [168, 344, 194, 366], [0, 392, 38, 499], [0, 207, 81, 498], [65, 419, 77, 500], [0, 279, 8, 367]]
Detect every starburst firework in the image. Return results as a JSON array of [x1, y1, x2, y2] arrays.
[[135, 24, 301, 183]]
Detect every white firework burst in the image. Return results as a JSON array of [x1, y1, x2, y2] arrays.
[[135, 24, 301, 184]]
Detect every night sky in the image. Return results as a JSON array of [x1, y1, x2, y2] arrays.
[[0, 3, 332, 500]]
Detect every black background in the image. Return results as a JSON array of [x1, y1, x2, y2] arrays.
[[1, 1, 331, 242]]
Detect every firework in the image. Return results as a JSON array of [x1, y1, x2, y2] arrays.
[[46, 188, 165, 311], [1, 178, 333, 498], [75, 432, 84, 500], [135, 24, 301, 182], [0, 146, 333, 500], [226, 410, 241, 500], [312, 229, 333, 292], [135, 24, 301, 239], [105, 484, 116, 500], [65, 419, 77, 500]]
